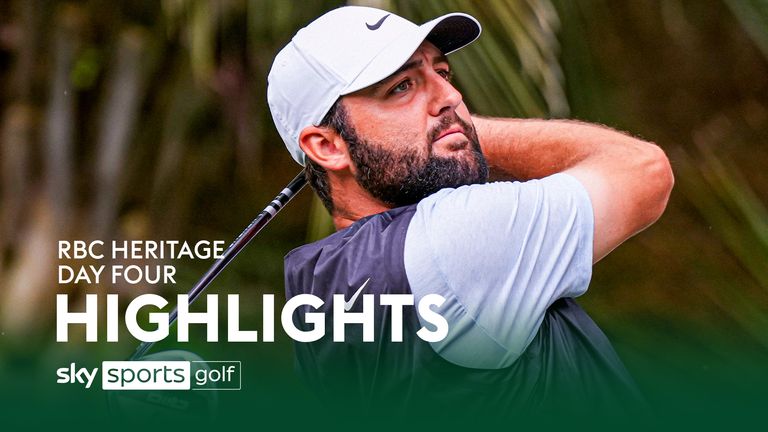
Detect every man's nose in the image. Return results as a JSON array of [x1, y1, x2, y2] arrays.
[[427, 72, 463, 117]]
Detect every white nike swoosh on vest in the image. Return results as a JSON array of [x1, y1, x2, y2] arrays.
[[344, 278, 370, 311]]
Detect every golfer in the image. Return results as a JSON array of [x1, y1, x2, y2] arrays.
[[268, 6, 673, 414]]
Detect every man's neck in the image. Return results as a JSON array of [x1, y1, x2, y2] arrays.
[[329, 174, 391, 230]]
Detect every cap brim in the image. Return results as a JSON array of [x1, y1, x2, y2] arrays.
[[341, 13, 481, 95]]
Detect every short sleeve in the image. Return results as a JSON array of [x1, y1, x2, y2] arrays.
[[403, 173, 594, 368]]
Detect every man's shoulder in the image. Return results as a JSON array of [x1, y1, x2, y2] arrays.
[[284, 223, 345, 262], [284, 204, 419, 265], [283, 204, 418, 299], [412, 175, 591, 230]]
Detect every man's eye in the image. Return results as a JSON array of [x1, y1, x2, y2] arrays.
[[437, 69, 453, 81], [390, 79, 412, 94]]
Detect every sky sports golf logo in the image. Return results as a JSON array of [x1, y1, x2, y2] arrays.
[[56, 359, 241, 390]]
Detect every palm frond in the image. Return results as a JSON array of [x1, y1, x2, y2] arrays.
[[724, 0, 768, 61]]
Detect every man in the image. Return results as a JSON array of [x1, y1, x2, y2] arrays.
[[268, 6, 673, 415]]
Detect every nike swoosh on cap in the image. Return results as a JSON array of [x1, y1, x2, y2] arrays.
[[344, 278, 370, 311], [366, 14, 390, 30]]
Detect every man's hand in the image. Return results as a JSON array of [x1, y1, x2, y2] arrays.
[[472, 116, 674, 263]]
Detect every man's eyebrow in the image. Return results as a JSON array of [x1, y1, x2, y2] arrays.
[[368, 59, 424, 92], [433, 54, 449, 65], [366, 54, 451, 93]]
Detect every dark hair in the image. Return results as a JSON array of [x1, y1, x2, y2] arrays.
[[304, 99, 352, 213]]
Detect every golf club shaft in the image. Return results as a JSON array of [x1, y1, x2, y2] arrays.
[[129, 172, 307, 360]]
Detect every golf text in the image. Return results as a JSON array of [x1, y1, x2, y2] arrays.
[[56, 293, 448, 343], [56, 361, 241, 390]]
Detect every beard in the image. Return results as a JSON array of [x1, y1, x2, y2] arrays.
[[346, 113, 489, 208]]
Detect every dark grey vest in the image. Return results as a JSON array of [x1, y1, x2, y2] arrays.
[[284, 205, 645, 415]]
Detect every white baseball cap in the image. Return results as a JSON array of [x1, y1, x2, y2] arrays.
[[267, 6, 481, 165]]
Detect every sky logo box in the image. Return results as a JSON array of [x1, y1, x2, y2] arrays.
[[100, 360, 241, 390]]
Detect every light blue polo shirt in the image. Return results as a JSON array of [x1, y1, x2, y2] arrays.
[[404, 173, 594, 369]]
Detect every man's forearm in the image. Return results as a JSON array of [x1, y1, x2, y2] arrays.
[[473, 116, 648, 181]]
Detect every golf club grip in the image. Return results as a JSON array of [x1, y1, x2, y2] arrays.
[[129, 172, 307, 360]]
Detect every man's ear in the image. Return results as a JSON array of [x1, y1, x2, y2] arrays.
[[299, 126, 350, 171]]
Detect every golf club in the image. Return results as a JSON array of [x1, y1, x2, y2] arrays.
[[128, 171, 306, 361]]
